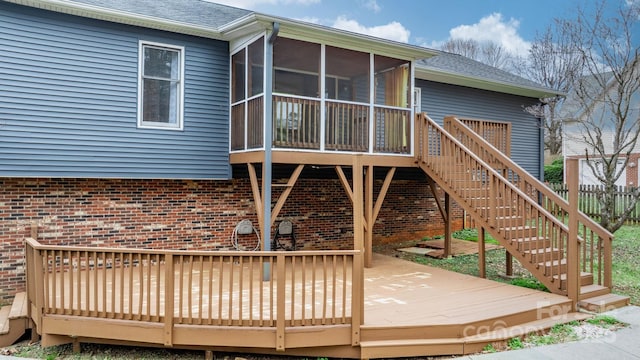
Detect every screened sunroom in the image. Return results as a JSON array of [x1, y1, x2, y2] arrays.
[[230, 35, 414, 156]]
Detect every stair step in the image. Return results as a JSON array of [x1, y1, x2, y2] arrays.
[[496, 215, 525, 223], [553, 272, 594, 288], [579, 284, 611, 300], [513, 237, 551, 251], [524, 247, 562, 263], [0, 306, 9, 335], [465, 312, 592, 343], [502, 226, 537, 239], [578, 293, 630, 313], [0, 292, 29, 347], [8, 292, 28, 320], [360, 338, 464, 358], [538, 258, 567, 275]]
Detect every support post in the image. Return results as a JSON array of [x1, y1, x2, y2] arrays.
[[352, 155, 365, 325], [567, 158, 580, 310], [364, 165, 374, 267], [505, 251, 513, 277], [444, 193, 451, 258], [478, 227, 486, 278], [163, 254, 174, 347]]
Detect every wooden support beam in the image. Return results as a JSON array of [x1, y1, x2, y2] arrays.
[[335, 166, 369, 232], [372, 167, 396, 222], [364, 165, 374, 268], [427, 177, 451, 257], [352, 155, 365, 327], [247, 163, 264, 240], [444, 193, 451, 258], [505, 251, 513, 277], [478, 227, 486, 278], [426, 178, 448, 223], [567, 158, 580, 310], [352, 157, 364, 253], [270, 164, 304, 227]]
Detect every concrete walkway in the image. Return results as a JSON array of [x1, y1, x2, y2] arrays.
[[458, 305, 640, 360]]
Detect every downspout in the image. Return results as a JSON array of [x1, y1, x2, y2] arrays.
[[263, 22, 278, 260]]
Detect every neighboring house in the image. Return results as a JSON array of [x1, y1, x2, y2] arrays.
[[0, 0, 558, 301], [562, 68, 640, 186]]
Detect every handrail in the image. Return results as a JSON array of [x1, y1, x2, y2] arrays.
[[25, 238, 359, 350], [416, 113, 578, 294], [445, 116, 613, 287], [418, 114, 569, 230]]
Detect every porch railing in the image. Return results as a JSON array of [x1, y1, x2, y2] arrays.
[[25, 238, 362, 350], [231, 95, 411, 154], [443, 115, 613, 289]]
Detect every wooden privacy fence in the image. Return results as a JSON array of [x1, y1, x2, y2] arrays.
[[550, 183, 640, 225], [25, 238, 362, 350]]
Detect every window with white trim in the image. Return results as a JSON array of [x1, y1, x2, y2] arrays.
[[138, 41, 184, 130]]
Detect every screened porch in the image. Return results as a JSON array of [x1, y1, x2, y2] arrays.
[[230, 36, 414, 155]]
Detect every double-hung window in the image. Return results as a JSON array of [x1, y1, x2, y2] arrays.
[[138, 41, 184, 130]]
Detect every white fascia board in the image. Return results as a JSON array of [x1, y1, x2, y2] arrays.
[[232, 14, 438, 61], [415, 66, 566, 99]]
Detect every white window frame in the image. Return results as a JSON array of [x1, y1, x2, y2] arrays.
[[137, 41, 185, 130]]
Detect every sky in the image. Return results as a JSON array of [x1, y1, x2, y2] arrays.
[[211, 0, 598, 59]]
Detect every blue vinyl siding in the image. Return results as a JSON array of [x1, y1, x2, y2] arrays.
[[417, 79, 542, 179], [0, 2, 230, 179]]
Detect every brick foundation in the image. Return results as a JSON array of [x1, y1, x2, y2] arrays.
[[0, 176, 461, 302]]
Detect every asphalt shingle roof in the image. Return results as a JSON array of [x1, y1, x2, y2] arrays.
[[67, 0, 251, 29], [417, 51, 555, 93]]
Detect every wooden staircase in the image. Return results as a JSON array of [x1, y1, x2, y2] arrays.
[[414, 113, 629, 311], [0, 292, 29, 347]]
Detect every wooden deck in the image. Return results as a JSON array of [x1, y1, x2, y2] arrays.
[[26, 238, 581, 359], [363, 253, 570, 327]]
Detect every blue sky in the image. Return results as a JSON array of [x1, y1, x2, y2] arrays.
[[213, 0, 596, 58]]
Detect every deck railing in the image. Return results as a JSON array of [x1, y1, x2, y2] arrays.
[[443, 115, 613, 289], [325, 101, 369, 152], [273, 95, 321, 149], [25, 238, 361, 350], [415, 113, 601, 299], [231, 95, 411, 154]]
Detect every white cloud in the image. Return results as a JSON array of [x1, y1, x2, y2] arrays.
[[210, 0, 319, 10], [362, 0, 381, 13], [332, 16, 410, 43], [448, 13, 531, 57]]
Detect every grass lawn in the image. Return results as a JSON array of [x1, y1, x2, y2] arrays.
[[374, 225, 640, 305], [610, 225, 640, 305]]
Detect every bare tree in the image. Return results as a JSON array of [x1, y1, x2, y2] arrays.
[[524, 24, 585, 156], [440, 38, 522, 73], [562, 0, 640, 232]]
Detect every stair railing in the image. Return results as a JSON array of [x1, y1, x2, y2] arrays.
[[416, 113, 581, 295], [444, 115, 613, 289]]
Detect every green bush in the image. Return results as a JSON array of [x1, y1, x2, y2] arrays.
[[544, 158, 564, 184]]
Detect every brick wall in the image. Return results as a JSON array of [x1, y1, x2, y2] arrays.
[[0, 176, 461, 302]]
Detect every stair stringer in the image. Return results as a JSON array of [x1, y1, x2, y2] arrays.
[[417, 161, 566, 296]]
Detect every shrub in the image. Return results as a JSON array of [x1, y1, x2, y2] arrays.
[[544, 158, 564, 184]]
